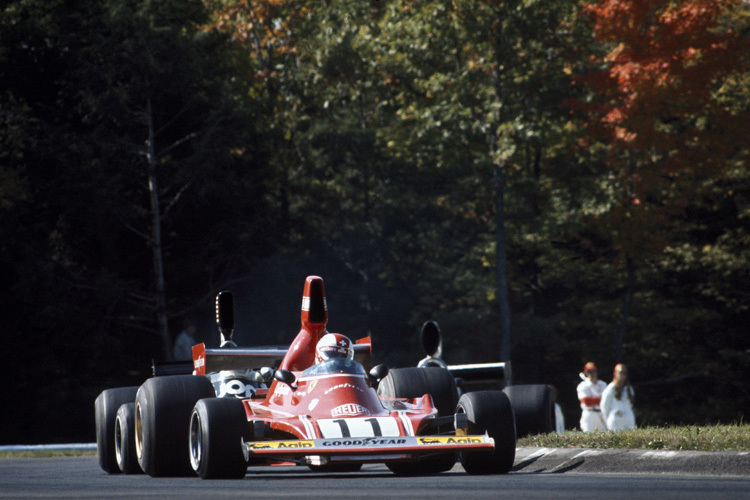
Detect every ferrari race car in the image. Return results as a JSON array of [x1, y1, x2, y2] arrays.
[[95, 276, 517, 478]]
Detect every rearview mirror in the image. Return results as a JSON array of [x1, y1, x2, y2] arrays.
[[274, 369, 297, 389]]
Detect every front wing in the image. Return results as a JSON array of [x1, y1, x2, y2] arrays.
[[242, 434, 494, 461]]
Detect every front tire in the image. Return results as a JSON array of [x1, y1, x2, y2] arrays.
[[115, 403, 142, 474], [135, 375, 215, 477], [189, 398, 249, 479], [95, 386, 139, 473], [457, 390, 516, 474]]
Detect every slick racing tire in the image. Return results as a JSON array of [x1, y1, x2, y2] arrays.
[[377, 367, 459, 417], [189, 397, 249, 479], [135, 375, 215, 477], [378, 367, 459, 475], [502, 384, 553, 437], [95, 386, 139, 473], [457, 390, 516, 475], [115, 403, 142, 474]]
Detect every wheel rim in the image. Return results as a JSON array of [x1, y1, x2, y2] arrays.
[[114, 415, 124, 466], [189, 410, 202, 472], [134, 402, 143, 461]]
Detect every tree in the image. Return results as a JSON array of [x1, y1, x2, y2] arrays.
[[365, 0, 582, 364], [574, 0, 750, 362]]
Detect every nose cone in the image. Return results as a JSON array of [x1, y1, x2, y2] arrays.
[[301, 276, 327, 326]]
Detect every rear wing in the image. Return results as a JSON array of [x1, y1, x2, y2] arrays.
[[192, 343, 288, 376], [447, 361, 511, 389], [184, 336, 371, 377], [152, 345, 288, 377]]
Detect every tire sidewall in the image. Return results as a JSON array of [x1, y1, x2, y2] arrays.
[[95, 386, 139, 474], [190, 397, 248, 479], [115, 403, 141, 474]]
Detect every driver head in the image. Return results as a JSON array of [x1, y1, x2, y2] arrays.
[[315, 333, 353, 363]]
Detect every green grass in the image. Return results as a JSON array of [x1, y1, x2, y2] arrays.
[[517, 424, 750, 452], [0, 450, 97, 459]]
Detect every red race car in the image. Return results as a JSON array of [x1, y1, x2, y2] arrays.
[[97, 276, 516, 478]]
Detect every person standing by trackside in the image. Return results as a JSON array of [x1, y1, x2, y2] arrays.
[[577, 362, 607, 432], [601, 363, 636, 431]]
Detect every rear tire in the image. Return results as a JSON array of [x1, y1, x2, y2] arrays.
[[189, 398, 249, 479], [457, 390, 516, 475], [502, 384, 553, 437], [115, 403, 142, 474], [135, 375, 215, 477], [95, 386, 139, 473], [377, 367, 458, 417], [378, 367, 459, 475]]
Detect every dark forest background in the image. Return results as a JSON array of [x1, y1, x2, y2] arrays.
[[1, 0, 748, 444]]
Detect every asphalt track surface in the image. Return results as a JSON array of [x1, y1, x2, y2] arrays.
[[1, 448, 749, 500]]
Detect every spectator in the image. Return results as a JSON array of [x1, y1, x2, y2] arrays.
[[173, 321, 197, 361], [601, 363, 636, 431], [577, 361, 607, 432], [549, 385, 566, 433]]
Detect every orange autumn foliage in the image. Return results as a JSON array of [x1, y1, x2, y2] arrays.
[[575, 0, 749, 259], [204, 0, 312, 84]]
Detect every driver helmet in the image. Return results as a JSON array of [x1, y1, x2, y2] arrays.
[[315, 333, 354, 363]]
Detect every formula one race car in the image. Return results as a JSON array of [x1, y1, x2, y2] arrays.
[[95, 276, 516, 478], [410, 320, 557, 438]]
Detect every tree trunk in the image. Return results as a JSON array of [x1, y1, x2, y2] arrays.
[[494, 164, 512, 364], [612, 150, 639, 363], [146, 97, 172, 361], [613, 256, 635, 364]]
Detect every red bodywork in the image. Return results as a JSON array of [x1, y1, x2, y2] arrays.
[[194, 276, 494, 466]]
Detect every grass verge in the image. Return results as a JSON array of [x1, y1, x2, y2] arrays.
[[517, 424, 750, 452], [0, 450, 97, 458]]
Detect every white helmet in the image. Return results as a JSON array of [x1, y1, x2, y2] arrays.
[[315, 333, 354, 363]]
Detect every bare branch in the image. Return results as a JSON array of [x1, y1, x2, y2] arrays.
[[163, 181, 193, 217], [156, 132, 199, 160]]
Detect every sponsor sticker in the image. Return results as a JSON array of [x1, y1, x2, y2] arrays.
[[324, 383, 364, 395], [417, 436, 484, 446], [331, 403, 370, 417], [321, 437, 407, 447], [246, 440, 314, 450]]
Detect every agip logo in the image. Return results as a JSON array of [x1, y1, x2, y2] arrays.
[[331, 403, 370, 417]]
